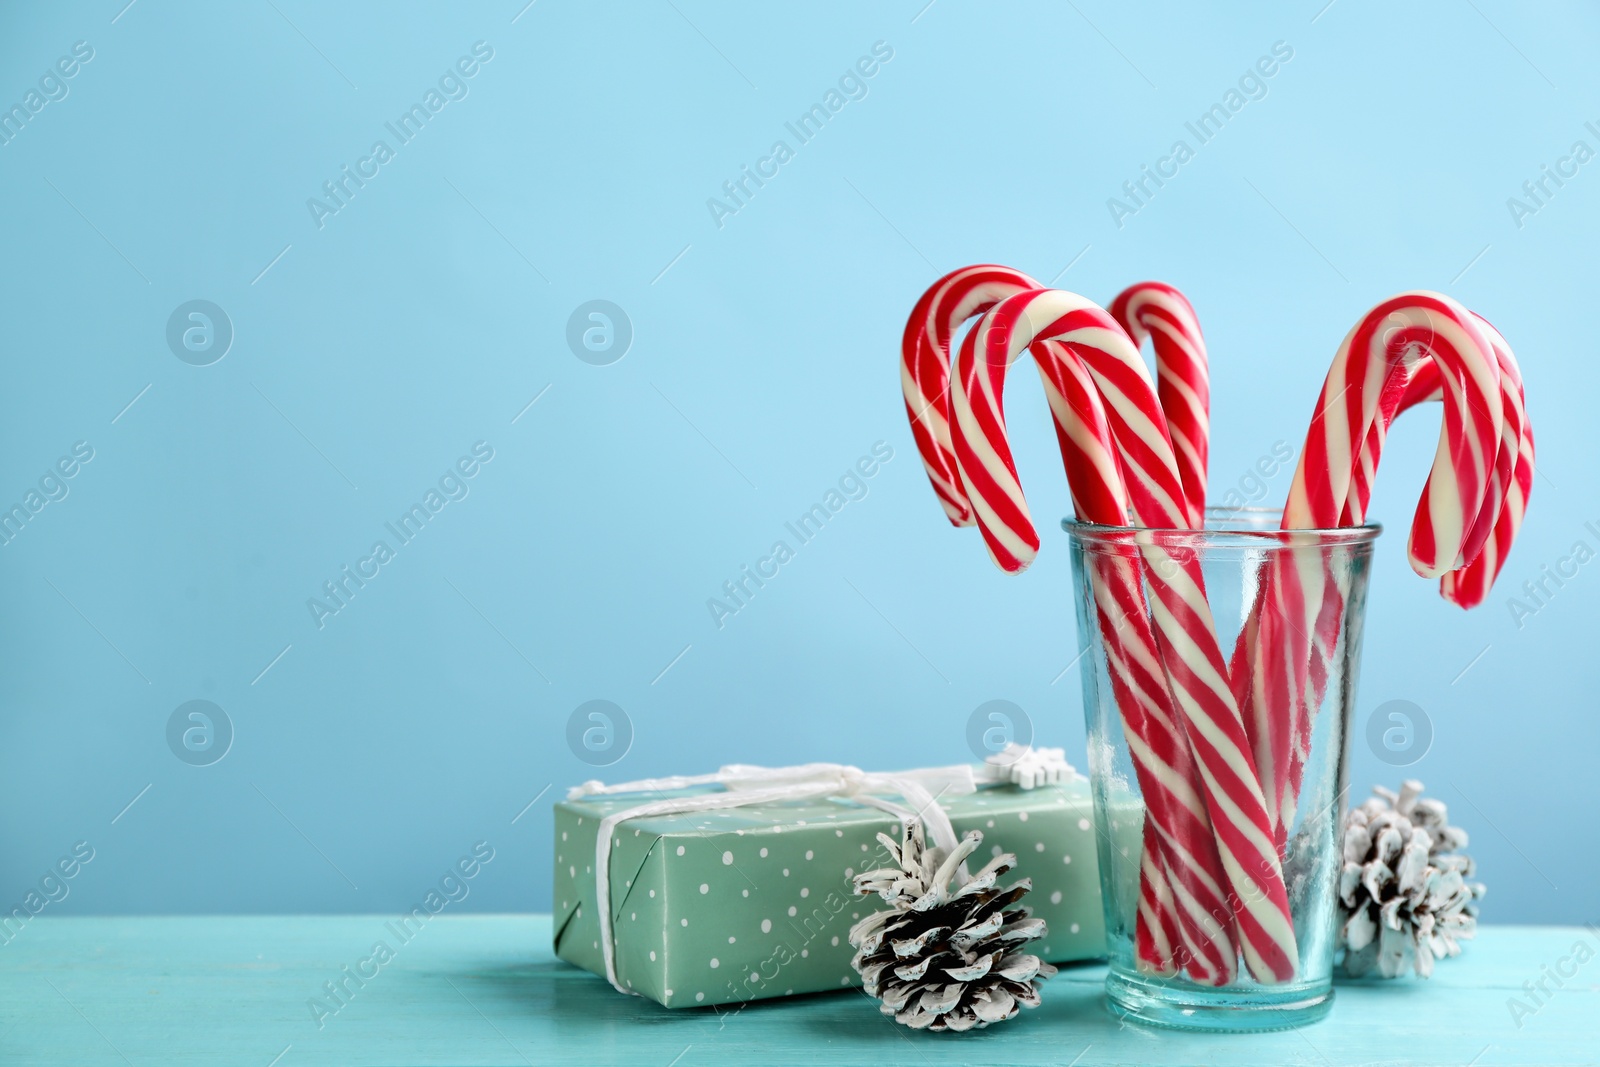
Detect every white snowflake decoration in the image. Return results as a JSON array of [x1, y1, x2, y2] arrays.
[[983, 744, 1076, 790]]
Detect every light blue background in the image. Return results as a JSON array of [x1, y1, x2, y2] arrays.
[[1, 0, 1594, 926]]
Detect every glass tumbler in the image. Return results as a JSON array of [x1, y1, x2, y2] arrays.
[[1064, 508, 1380, 1031]]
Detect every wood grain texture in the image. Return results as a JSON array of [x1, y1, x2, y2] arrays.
[[0, 917, 1595, 1066]]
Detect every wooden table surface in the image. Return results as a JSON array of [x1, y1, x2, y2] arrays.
[[1, 916, 1594, 1066]]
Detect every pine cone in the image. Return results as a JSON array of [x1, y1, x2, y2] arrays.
[[1338, 780, 1485, 978], [847, 819, 1056, 1032]]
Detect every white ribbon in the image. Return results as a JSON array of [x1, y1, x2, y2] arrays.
[[567, 762, 978, 995]]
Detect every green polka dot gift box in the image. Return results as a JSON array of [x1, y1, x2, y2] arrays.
[[552, 756, 1131, 1009]]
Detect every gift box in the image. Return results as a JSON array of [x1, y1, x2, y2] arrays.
[[553, 759, 1132, 1009]]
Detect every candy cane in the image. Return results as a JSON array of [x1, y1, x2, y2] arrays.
[[1109, 280, 1238, 980], [1269, 315, 1532, 825], [949, 313, 1239, 983], [1111, 282, 1210, 526], [1303, 321, 1521, 760], [1136, 846, 1181, 975], [955, 288, 1299, 984], [1346, 316, 1532, 607], [902, 266, 1218, 976], [1286, 292, 1503, 565], [1240, 358, 1454, 840], [906, 269, 1248, 981], [900, 265, 1050, 527], [1238, 294, 1514, 846], [1343, 359, 1443, 528], [901, 265, 1131, 528], [903, 271, 1213, 540]]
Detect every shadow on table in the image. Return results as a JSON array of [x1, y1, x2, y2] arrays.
[[441, 955, 1141, 1049], [773, 966, 1128, 1047]]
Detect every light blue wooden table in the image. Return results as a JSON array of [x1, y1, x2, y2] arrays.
[[1, 917, 1594, 1065]]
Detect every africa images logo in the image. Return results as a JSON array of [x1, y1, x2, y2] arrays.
[[305, 42, 494, 230], [0, 40, 94, 148], [706, 442, 893, 629], [306, 442, 494, 629], [705, 41, 894, 230]]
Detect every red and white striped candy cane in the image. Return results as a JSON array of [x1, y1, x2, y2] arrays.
[[1268, 315, 1533, 824], [1345, 316, 1532, 606], [903, 271, 1214, 533], [1112, 282, 1210, 526], [955, 288, 1299, 984], [901, 265, 1137, 529], [905, 268, 1243, 980], [1110, 279, 1240, 980], [1240, 359, 1455, 840], [1137, 845, 1181, 975], [1286, 292, 1504, 565], [1440, 349, 1534, 609], [949, 312, 1239, 982], [1343, 358, 1443, 528], [901, 265, 1049, 526], [1283, 298, 1511, 736], [1239, 294, 1512, 844], [900, 265, 1208, 975]]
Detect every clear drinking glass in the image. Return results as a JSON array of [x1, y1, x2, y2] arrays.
[[1063, 508, 1380, 1031]]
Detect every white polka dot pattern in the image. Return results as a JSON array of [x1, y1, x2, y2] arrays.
[[550, 773, 1114, 1010]]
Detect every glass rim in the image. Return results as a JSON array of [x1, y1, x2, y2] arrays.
[[1061, 506, 1382, 548]]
